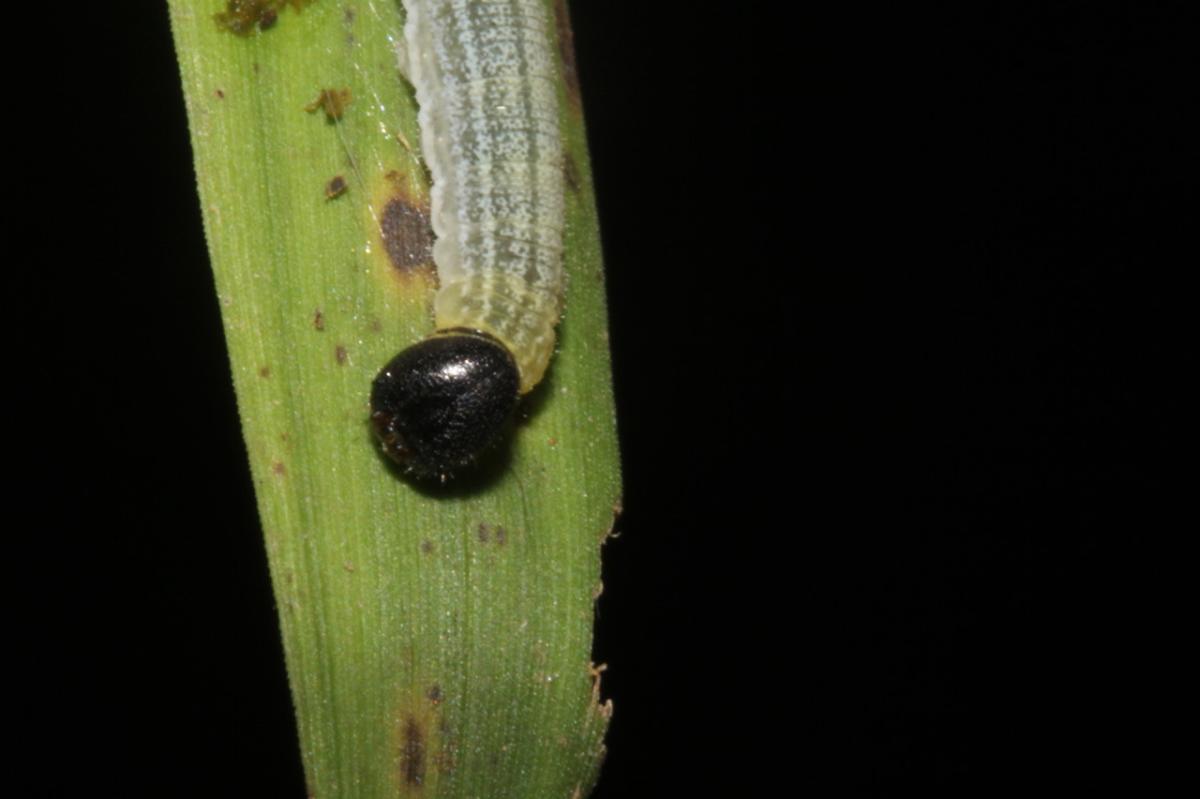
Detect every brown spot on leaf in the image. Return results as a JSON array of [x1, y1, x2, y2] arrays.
[[214, 0, 313, 37], [477, 523, 509, 546], [335, 344, 348, 365], [400, 717, 426, 787], [564, 153, 581, 194], [380, 196, 433, 272], [305, 87, 352, 121], [432, 754, 453, 776], [214, 0, 273, 36], [215, 88, 225, 99], [553, 0, 582, 109], [271, 461, 287, 476], [426, 684, 442, 704], [258, 365, 271, 378], [313, 309, 325, 331], [420, 539, 434, 554], [325, 175, 348, 199]]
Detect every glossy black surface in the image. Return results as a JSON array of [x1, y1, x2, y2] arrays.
[[370, 331, 520, 479]]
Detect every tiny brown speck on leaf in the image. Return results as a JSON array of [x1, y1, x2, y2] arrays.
[[477, 523, 508, 546], [426, 684, 442, 704], [335, 344, 348, 365], [214, 88, 225, 99], [420, 539, 434, 554], [564, 154, 581, 194], [214, 0, 314, 37], [325, 175, 348, 199], [305, 87, 352, 121], [433, 739, 458, 776], [272, 461, 287, 476], [313, 309, 325, 331], [258, 365, 271, 378]]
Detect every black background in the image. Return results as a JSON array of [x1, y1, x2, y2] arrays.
[[12, 1, 1184, 796]]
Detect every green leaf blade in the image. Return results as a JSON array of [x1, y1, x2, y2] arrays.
[[167, 2, 619, 796]]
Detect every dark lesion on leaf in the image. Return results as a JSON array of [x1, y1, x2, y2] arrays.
[[564, 153, 581, 194], [214, 0, 316, 37], [477, 522, 510, 546], [380, 196, 434, 272], [400, 717, 427, 787], [325, 175, 348, 199]]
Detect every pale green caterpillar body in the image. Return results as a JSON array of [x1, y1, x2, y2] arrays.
[[403, 0, 564, 393]]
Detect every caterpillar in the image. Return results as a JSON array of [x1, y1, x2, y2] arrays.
[[370, 0, 565, 479]]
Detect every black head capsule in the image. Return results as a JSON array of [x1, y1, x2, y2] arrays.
[[370, 330, 520, 479]]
